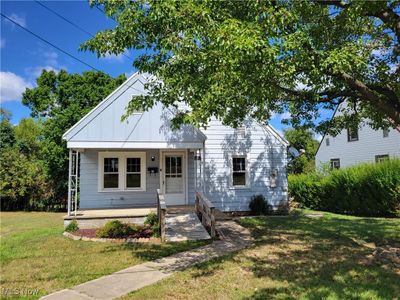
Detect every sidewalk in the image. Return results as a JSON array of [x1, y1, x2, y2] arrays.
[[41, 220, 253, 300]]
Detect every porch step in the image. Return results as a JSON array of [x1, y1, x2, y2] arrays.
[[165, 213, 211, 242]]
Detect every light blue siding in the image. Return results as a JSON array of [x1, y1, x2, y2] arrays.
[[80, 149, 159, 208], [201, 119, 288, 211], [80, 149, 197, 209]]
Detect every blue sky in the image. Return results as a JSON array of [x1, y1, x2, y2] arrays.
[[0, 0, 324, 138]]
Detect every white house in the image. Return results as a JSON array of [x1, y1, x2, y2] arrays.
[[62, 72, 289, 215], [315, 104, 400, 169]]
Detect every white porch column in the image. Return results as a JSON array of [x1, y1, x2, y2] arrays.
[[67, 149, 72, 216]]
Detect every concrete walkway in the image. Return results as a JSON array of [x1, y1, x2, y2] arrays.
[[166, 213, 211, 242], [41, 220, 253, 300]]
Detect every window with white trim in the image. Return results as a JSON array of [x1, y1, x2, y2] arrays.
[[330, 158, 340, 169], [99, 152, 146, 191], [103, 158, 119, 189], [375, 154, 389, 163], [126, 157, 141, 189], [232, 156, 247, 187]]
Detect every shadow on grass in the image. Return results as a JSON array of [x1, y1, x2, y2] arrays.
[[183, 213, 400, 299], [118, 240, 211, 261]]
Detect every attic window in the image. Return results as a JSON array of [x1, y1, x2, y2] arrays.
[[235, 127, 246, 138], [325, 138, 330, 146], [383, 129, 389, 138], [347, 128, 359, 142]]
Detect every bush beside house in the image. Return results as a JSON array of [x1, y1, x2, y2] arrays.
[[289, 159, 400, 217]]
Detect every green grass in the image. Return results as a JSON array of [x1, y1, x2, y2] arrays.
[[0, 212, 209, 300], [122, 210, 400, 300]]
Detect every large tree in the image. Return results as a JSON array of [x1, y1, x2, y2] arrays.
[[83, 0, 399, 133], [284, 128, 319, 174], [22, 70, 126, 205]]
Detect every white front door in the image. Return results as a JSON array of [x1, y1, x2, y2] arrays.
[[162, 152, 186, 205]]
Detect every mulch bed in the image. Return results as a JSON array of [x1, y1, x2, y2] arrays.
[[75, 227, 153, 239]]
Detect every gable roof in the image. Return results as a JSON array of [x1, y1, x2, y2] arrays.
[[63, 72, 145, 141], [63, 72, 207, 149]]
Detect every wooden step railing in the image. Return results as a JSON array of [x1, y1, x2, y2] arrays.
[[195, 191, 216, 238], [156, 189, 167, 242]]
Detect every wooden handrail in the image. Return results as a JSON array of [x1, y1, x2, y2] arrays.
[[195, 191, 216, 238], [156, 189, 167, 242]]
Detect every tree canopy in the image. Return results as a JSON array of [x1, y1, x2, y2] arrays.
[[21, 70, 126, 205], [284, 128, 319, 174], [83, 0, 399, 133]]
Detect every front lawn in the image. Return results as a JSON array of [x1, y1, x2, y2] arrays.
[[0, 212, 209, 300], [123, 210, 400, 300]]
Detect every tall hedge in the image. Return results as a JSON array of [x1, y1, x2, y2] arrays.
[[288, 159, 400, 217]]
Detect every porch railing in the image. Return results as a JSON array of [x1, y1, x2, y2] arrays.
[[195, 191, 216, 238], [156, 189, 167, 242]]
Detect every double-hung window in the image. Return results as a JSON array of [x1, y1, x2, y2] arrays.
[[126, 157, 141, 189], [103, 158, 119, 189], [232, 156, 247, 187], [99, 152, 146, 191]]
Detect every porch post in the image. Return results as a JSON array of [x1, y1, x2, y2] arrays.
[[74, 150, 79, 216], [67, 149, 72, 216], [202, 141, 206, 193]]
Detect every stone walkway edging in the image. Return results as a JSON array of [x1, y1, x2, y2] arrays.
[[43, 220, 253, 300], [63, 231, 160, 244]]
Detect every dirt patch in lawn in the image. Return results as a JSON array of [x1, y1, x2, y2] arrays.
[[364, 244, 400, 274]]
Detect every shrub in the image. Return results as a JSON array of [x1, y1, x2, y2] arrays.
[[144, 212, 158, 226], [289, 159, 400, 217], [95, 220, 133, 238], [249, 194, 268, 215], [65, 220, 79, 232]]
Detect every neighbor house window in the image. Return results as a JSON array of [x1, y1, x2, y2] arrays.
[[383, 129, 389, 138], [99, 152, 146, 191], [232, 156, 247, 187], [330, 158, 340, 169], [347, 128, 359, 142], [103, 158, 119, 189], [375, 154, 389, 163], [325, 138, 330, 146]]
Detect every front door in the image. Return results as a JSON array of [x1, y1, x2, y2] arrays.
[[162, 152, 186, 205]]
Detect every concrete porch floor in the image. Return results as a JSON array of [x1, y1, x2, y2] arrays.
[[63, 207, 157, 220]]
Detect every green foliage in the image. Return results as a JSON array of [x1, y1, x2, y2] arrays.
[[0, 109, 15, 150], [83, 1, 399, 132], [289, 160, 400, 217], [95, 220, 136, 238], [21, 70, 126, 209], [249, 194, 268, 215], [144, 212, 158, 226], [0, 147, 51, 211], [14, 118, 43, 157], [65, 220, 79, 232], [284, 128, 319, 174]]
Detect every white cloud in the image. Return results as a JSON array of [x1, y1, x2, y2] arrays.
[[271, 111, 291, 121], [25, 51, 66, 79], [0, 38, 5, 49], [4, 13, 26, 28], [101, 50, 129, 63], [25, 65, 60, 78], [0, 72, 32, 103], [314, 133, 323, 142]]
